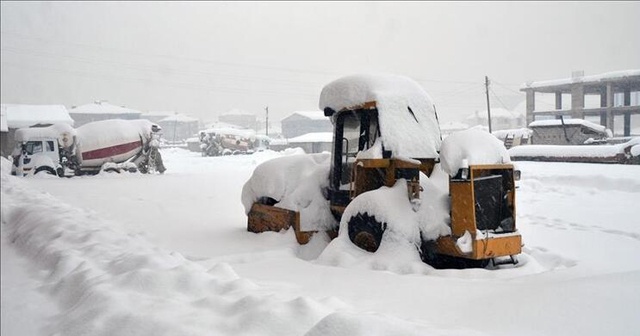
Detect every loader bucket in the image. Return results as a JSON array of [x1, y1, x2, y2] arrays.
[[247, 203, 315, 244]]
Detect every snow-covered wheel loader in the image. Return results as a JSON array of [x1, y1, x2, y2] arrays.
[[243, 74, 521, 268]]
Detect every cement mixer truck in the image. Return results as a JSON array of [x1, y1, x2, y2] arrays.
[[11, 119, 166, 177]]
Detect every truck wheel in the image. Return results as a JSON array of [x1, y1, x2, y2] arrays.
[[347, 213, 386, 253], [34, 166, 57, 176]]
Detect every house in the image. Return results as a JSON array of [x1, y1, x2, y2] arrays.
[[69, 101, 142, 127], [157, 114, 200, 143], [465, 108, 525, 131], [286, 132, 333, 154], [281, 111, 332, 139], [218, 109, 258, 131], [141, 111, 175, 124], [0, 104, 74, 157], [529, 118, 610, 145]]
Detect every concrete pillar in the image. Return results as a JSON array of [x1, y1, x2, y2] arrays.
[[571, 83, 584, 119], [555, 92, 562, 110], [526, 90, 535, 126], [600, 88, 607, 126], [624, 88, 631, 136], [606, 83, 614, 133]]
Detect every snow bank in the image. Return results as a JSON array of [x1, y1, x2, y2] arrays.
[[509, 138, 640, 160], [440, 129, 510, 176], [5, 172, 324, 335], [241, 152, 337, 231], [319, 74, 441, 159], [2, 163, 445, 335]]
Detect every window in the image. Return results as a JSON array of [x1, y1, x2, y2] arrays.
[[25, 141, 43, 155], [46, 141, 55, 152]]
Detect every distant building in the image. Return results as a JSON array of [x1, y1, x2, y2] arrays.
[[0, 104, 74, 157], [439, 121, 469, 138], [141, 111, 175, 124], [157, 114, 200, 143], [529, 118, 610, 145], [218, 109, 258, 131], [69, 101, 142, 127], [520, 70, 640, 136], [465, 108, 525, 131], [287, 132, 333, 154], [281, 111, 332, 139]]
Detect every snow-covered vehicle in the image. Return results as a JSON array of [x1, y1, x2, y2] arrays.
[[242, 74, 522, 268], [199, 127, 257, 156], [11, 119, 166, 176]]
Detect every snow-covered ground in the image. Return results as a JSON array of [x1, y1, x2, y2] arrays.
[[2, 148, 639, 335]]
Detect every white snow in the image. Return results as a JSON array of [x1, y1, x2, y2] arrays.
[[70, 101, 141, 115], [2, 148, 640, 336], [439, 128, 511, 176], [529, 118, 607, 133], [319, 74, 442, 159], [241, 151, 336, 231], [1, 104, 74, 129], [159, 113, 199, 123], [509, 137, 639, 158], [284, 111, 328, 121], [522, 69, 640, 89], [287, 132, 333, 144]]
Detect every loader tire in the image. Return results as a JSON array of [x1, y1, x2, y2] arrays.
[[347, 213, 386, 253], [34, 166, 57, 176]]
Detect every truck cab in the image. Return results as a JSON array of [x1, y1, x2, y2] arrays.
[[12, 137, 62, 176]]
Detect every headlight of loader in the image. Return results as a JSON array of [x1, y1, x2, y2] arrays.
[[513, 170, 521, 181]]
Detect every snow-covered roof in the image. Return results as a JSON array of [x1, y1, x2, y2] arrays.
[[159, 114, 199, 123], [283, 111, 327, 121], [221, 108, 254, 116], [522, 69, 640, 90], [142, 111, 175, 117], [529, 118, 607, 134], [319, 74, 441, 159], [70, 101, 141, 115], [1, 104, 74, 129], [288, 132, 333, 143]]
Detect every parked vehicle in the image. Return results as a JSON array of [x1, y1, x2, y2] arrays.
[[11, 119, 165, 176]]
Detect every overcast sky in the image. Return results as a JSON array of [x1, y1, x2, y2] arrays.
[[2, 1, 639, 125]]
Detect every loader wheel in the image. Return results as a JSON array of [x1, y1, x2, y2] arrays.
[[34, 166, 57, 176], [348, 213, 386, 253]]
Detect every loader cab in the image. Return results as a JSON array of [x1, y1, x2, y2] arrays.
[[326, 105, 382, 212]]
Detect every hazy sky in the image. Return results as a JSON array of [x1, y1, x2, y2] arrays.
[[2, 1, 639, 125]]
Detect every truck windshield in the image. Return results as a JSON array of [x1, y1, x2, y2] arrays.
[[24, 141, 43, 155]]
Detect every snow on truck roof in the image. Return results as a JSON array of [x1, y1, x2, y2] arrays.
[[319, 74, 441, 159], [14, 124, 76, 142]]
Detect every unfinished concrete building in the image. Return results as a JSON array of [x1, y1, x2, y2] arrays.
[[520, 70, 640, 136]]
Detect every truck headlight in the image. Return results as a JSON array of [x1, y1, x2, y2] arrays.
[[514, 170, 521, 181]]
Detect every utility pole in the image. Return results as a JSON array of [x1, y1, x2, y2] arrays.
[[265, 106, 269, 137], [485, 76, 493, 134]]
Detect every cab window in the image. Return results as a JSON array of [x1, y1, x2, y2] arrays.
[[25, 141, 43, 155], [46, 141, 55, 152]]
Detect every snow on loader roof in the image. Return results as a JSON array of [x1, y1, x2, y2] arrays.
[[319, 74, 442, 159]]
